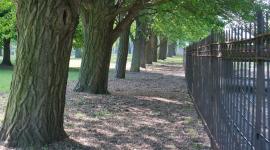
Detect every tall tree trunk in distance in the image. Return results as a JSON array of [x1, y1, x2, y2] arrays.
[[140, 38, 146, 68], [1, 38, 12, 66], [151, 34, 158, 62], [145, 39, 153, 64], [159, 37, 168, 60], [75, 1, 115, 94], [75, 49, 81, 58], [139, 21, 147, 68], [167, 42, 177, 57], [0, 48, 2, 56], [130, 18, 143, 72], [115, 24, 131, 79], [172, 42, 177, 56], [0, 0, 79, 148]]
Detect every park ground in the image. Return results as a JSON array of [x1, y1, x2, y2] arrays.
[[0, 56, 211, 149]]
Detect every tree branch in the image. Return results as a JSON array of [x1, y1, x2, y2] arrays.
[[112, 0, 172, 42]]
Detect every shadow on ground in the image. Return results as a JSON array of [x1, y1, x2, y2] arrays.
[[0, 64, 210, 150]]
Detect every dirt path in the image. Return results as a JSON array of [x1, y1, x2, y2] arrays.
[[0, 64, 210, 150]]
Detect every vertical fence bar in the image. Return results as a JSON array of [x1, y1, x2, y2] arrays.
[[255, 9, 265, 150], [185, 8, 270, 150]]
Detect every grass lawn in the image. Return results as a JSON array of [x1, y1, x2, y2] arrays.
[[0, 68, 13, 92], [0, 55, 183, 93]]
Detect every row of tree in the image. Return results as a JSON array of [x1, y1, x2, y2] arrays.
[[0, 0, 260, 148]]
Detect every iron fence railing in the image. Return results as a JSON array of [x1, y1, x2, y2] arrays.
[[186, 10, 270, 150]]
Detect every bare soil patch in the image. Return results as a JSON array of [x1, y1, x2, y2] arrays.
[[0, 64, 210, 150]]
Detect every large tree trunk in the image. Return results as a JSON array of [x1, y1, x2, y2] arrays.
[[151, 34, 158, 62], [1, 38, 12, 66], [167, 42, 177, 57], [0, 0, 79, 148], [145, 39, 153, 64], [130, 18, 143, 72], [115, 25, 131, 79], [74, 1, 114, 94], [159, 37, 168, 60]]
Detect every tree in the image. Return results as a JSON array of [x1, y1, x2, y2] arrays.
[[75, 0, 167, 94], [115, 22, 131, 79], [150, 33, 158, 62], [145, 37, 153, 64], [158, 37, 167, 60], [0, 0, 80, 147], [0, 0, 261, 148], [73, 20, 83, 58], [1, 38, 12, 66], [75, 0, 257, 94], [130, 17, 145, 72], [0, 0, 16, 66], [167, 41, 177, 57], [74, 1, 115, 94]]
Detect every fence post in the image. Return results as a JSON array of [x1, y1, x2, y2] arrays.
[[209, 31, 219, 149], [255, 9, 264, 150]]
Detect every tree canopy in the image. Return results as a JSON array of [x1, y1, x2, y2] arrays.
[[148, 0, 257, 44], [0, 0, 16, 42]]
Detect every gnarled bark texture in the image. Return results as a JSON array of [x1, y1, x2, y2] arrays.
[[75, 1, 115, 94], [0, 0, 79, 147], [1, 38, 12, 66], [115, 25, 131, 79], [159, 37, 168, 60]]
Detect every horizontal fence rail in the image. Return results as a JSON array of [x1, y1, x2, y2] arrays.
[[186, 10, 270, 150]]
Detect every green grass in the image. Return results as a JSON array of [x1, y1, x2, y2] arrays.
[[68, 68, 80, 81], [156, 55, 183, 65], [0, 67, 80, 93], [0, 68, 13, 92]]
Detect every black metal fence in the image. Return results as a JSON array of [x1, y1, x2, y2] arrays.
[[185, 10, 270, 150]]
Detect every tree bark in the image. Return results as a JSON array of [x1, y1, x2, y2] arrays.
[[1, 38, 12, 66], [130, 18, 143, 72], [0, 0, 79, 148], [145, 39, 153, 64], [151, 34, 158, 62], [158, 37, 168, 60], [115, 24, 131, 79], [140, 38, 146, 68], [74, 1, 115, 94]]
